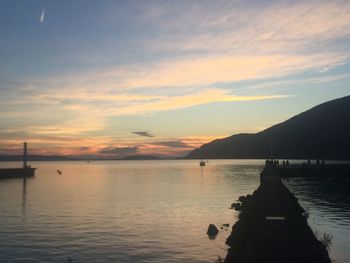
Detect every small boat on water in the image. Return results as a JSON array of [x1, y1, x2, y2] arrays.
[[200, 160, 206, 167], [0, 142, 36, 179]]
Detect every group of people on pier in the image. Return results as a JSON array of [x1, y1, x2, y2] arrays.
[[265, 159, 289, 167], [265, 159, 326, 168], [304, 159, 325, 166]]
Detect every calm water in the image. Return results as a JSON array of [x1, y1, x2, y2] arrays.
[[284, 177, 350, 263], [0, 160, 349, 262]]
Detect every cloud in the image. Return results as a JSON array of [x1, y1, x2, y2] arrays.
[[110, 89, 291, 115], [132, 131, 154, 137], [7, 74, 291, 116], [62, 53, 346, 91], [99, 146, 139, 155], [143, 1, 350, 54], [78, 146, 91, 151], [2, 0, 350, 157], [152, 141, 191, 148], [245, 73, 350, 91], [6, 0, 348, 125]]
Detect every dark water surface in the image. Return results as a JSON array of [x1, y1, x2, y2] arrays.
[[0, 160, 349, 262], [284, 177, 350, 263]]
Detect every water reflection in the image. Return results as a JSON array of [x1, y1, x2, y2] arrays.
[[0, 160, 262, 262], [0, 176, 30, 221], [22, 177, 27, 218]]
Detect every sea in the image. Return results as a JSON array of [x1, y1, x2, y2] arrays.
[[0, 160, 349, 263]]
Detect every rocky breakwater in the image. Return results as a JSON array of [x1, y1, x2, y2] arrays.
[[224, 175, 331, 263]]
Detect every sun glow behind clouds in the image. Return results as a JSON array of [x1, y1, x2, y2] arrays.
[[0, 0, 350, 156]]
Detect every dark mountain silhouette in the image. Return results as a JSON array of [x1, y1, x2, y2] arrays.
[[187, 95, 350, 160]]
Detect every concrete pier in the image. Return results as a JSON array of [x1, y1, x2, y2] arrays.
[[224, 171, 331, 263], [0, 142, 36, 179], [261, 163, 350, 179], [0, 168, 35, 179]]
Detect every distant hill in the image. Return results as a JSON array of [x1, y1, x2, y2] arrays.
[[187, 95, 350, 160], [121, 155, 161, 160], [0, 154, 162, 162], [0, 155, 74, 162]]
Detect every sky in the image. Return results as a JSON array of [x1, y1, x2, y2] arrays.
[[0, 0, 350, 158]]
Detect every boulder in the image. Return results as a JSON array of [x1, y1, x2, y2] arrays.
[[207, 224, 219, 236]]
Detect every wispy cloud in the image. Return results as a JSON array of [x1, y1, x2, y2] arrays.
[[85, 90, 289, 116], [245, 73, 350, 91], [5, 76, 291, 116], [152, 141, 191, 148], [54, 53, 346, 91], [132, 131, 154, 137], [99, 146, 139, 155], [143, 1, 350, 54]]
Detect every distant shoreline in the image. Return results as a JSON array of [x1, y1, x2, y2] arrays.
[[1, 157, 350, 162], [0, 156, 179, 162]]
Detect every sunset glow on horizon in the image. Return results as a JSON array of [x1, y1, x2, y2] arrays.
[[1, 0, 350, 157]]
